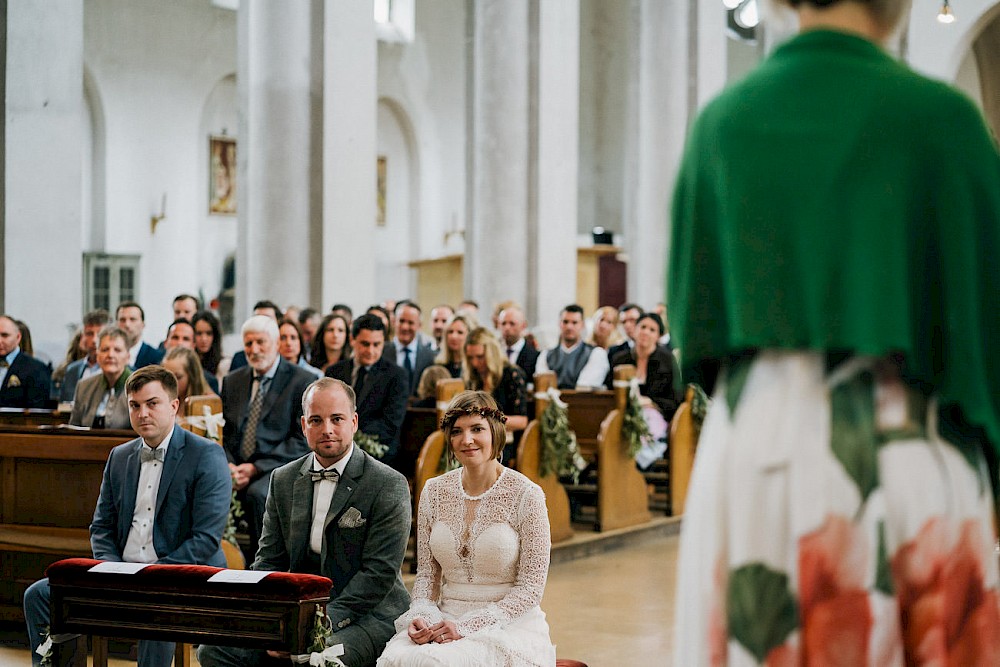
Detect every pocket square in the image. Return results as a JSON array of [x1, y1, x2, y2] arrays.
[[7, 375, 20, 388], [338, 507, 366, 529]]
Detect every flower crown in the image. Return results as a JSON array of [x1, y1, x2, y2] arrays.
[[440, 405, 508, 430]]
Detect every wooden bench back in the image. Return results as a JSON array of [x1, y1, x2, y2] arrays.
[[413, 378, 465, 511], [0, 426, 134, 623], [669, 385, 698, 516]]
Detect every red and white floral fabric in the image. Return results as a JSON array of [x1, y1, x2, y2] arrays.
[[675, 352, 1000, 666]]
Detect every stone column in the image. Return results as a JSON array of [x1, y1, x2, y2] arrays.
[[236, 0, 315, 319], [620, 0, 692, 312], [465, 0, 579, 331], [320, 0, 377, 314], [2, 1, 84, 353]]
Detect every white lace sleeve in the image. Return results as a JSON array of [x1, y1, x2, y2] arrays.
[[455, 479, 551, 637], [392, 479, 444, 632]]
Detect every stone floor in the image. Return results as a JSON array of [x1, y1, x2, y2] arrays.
[[0, 525, 677, 666]]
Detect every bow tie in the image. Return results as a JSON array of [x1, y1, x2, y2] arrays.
[[309, 469, 340, 483], [140, 447, 165, 463]]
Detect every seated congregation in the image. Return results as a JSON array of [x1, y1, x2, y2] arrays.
[[7, 294, 676, 666]]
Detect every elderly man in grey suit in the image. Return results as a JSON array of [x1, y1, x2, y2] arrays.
[[200, 377, 411, 667], [24, 365, 232, 666], [222, 315, 315, 561]]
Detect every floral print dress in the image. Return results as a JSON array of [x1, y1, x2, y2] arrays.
[[674, 352, 1000, 666]]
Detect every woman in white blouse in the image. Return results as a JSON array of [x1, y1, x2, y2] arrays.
[[377, 391, 556, 666]]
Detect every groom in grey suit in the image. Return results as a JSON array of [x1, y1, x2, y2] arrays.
[[199, 377, 411, 667], [24, 365, 232, 667]]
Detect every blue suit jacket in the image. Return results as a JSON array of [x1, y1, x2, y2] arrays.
[[0, 352, 51, 408], [134, 342, 164, 370], [90, 425, 232, 567]]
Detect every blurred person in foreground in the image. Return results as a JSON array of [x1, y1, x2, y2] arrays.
[[670, 0, 1000, 663]]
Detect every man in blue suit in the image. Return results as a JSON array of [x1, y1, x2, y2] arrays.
[[116, 301, 163, 369], [23, 365, 232, 666], [0, 315, 51, 408]]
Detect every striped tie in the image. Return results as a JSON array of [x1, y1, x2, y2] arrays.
[[240, 376, 266, 461]]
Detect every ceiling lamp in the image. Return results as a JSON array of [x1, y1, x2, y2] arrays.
[[937, 0, 956, 24]]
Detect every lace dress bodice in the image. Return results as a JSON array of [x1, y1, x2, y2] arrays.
[[397, 467, 551, 637]]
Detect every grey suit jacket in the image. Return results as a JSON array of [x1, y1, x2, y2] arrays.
[[69, 372, 133, 430], [254, 447, 411, 639], [90, 425, 232, 567]]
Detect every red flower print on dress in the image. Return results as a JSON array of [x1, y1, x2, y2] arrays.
[[798, 514, 873, 666], [891, 518, 1000, 666]]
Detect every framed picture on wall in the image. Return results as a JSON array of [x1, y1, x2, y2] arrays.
[[377, 155, 387, 226], [209, 135, 237, 216]]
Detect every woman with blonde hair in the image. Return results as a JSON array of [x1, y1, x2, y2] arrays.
[[162, 346, 213, 407], [434, 314, 474, 379], [586, 305, 624, 350], [463, 329, 528, 464]]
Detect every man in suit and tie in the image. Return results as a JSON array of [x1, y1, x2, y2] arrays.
[[498, 305, 539, 381], [222, 315, 314, 560], [228, 299, 284, 372], [198, 377, 411, 667], [59, 309, 110, 403], [326, 314, 408, 470], [0, 315, 51, 408], [607, 303, 643, 362], [116, 301, 164, 369], [24, 365, 232, 666], [392, 302, 435, 397]]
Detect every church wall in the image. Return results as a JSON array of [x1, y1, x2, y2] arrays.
[[83, 0, 236, 341]]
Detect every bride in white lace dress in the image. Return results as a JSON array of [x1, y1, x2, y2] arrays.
[[377, 391, 556, 666]]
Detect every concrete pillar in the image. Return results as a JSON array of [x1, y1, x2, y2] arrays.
[[2, 1, 84, 353], [236, 0, 315, 319], [320, 0, 377, 314], [621, 0, 691, 312], [465, 0, 579, 330], [530, 0, 580, 329]]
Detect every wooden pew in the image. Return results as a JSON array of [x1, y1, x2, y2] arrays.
[[0, 426, 134, 623], [0, 407, 69, 427], [560, 366, 651, 531], [515, 372, 573, 543], [412, 378, 464, 513], [398, 406, 439, 481], [669, 385, 698, 516]]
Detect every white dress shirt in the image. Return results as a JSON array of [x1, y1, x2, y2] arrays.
[[309, 445, 354, 554], [505, 338, 526, 364], [122, 429, 174, 563]]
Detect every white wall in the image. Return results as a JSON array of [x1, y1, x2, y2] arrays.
[[83, 0, 236, 341]]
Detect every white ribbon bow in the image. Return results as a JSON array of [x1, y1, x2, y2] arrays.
[[613, 377, 642, 400], [181, 411, 226, 441], [534, 386, 567, 408], [290, 643, 346, 666]]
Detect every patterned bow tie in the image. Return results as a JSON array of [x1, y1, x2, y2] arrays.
[[309, 469, 340, 483], [140, 447, 165, 463]]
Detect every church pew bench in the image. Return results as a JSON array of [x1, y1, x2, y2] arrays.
[[0, 426, 133, 623]]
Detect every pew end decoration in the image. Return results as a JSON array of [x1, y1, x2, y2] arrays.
[[538, 386, 586, 482], [291, 606, 346, 666], [354, 431, 388, 459], [618, 377, 651, 458], [669, 383, 710, 516]]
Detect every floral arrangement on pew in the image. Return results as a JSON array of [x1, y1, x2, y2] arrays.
[[224, 484, 244, 548], [354, 431, 388, 460], [539, 387, 587, 482], [687, 383, 711, 446], [290, 605, 346, 666], [620, 378, 652, 459]]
